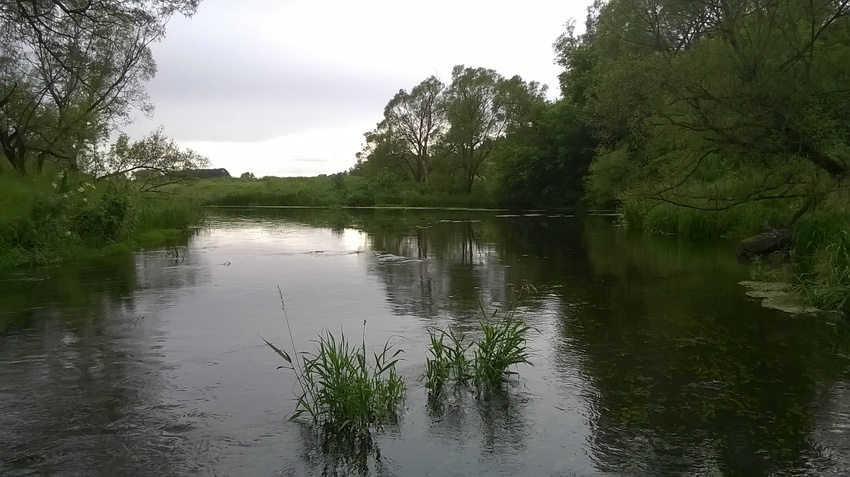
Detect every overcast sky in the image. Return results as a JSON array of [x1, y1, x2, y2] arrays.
[[126, 0, 593, 177]]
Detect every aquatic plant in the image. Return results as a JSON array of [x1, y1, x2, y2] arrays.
[[471, 318, 534, 390], [423, 307, 534, 395], [424, 327, 472, 395], [263, 288, 406, 437]]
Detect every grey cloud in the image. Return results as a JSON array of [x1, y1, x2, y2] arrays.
[[127, 22, 417, 142]]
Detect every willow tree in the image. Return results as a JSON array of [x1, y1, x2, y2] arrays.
[[441, 66, 508, 193], [0, 0, 201, 175], [379, 76, 446, 186], [560, 0, 850, 219]]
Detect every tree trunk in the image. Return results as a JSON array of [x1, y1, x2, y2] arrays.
[[0, 130, 26, 175], [36, 151, 47, 175]]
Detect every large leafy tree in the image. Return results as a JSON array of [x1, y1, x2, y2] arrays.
[[491, 99, 596, 207], [0, 0, 200, 175], [559, 0, 850, 218], [442, 65, 507, 193], [380, 76, 446, 185]]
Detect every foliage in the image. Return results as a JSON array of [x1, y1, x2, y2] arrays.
[[550, 0, 850, 311], [490, 99, 595, 207], [165, 174, 499, 208], [620, 195, 795, 239], [793, 203, 850, 313], [472, 318, 535, 390], [423, 310, 534, 396], [424, 328, 472, 395], [72, 181, 137, 242], [366, 76, 445, 185], [264, 291, 405, 444], [81, 128, 210, 191], [0, 1, 200, 175], [559, 0, 849, 213], [136, 199, 205, 231], [355, 65, 549, 196], [0, 172, 203, 269]]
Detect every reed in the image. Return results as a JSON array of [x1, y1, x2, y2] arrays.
[[264, 289, 405, 438], [424, 327, 472, 395], [423, 307, 534, 395]]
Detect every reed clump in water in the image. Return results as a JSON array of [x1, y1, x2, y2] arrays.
[[424, 306, 534, 396], [263, 288, 405, 441]]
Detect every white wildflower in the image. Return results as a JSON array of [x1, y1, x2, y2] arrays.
[[77, 186, 85, 193], [52, 182, 57, 189], [82, 198, 88, 203], [65, 231, 71, 236]]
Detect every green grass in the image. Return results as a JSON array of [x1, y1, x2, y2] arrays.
[[793, 208, 850, 313], [136, 199, 205, 231], [423, 308, 535, 396], [620, 198, 794, 238], [424, 327, 473, 395], [472, 318, 535, 390], [166, 175, 499, 209], [0, 172, 205, 269], [619, 190, 850, 314], [264, 289, 405, 441]]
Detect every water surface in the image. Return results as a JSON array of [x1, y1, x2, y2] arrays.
[[2, 208, 849, 476]]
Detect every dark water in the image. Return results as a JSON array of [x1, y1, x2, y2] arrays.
[[1, 208, 849, 476]]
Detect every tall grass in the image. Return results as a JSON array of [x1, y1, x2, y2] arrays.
[[472, 319, 534, 389], [136, 199, 205, 231], [166, 175, 499, 209], [0, 172, 205, 269], [264, 289, 405, 441], [620, 191, 850, 314], [793, 212, 850, 313], [619, 198, 793, 238], [423, 309, 534, 396], [424, 327, 472, 395]]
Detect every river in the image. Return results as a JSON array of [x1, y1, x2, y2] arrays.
[[1, 208, 849, 476]]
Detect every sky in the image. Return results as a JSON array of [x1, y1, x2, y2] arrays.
[[125, 0, 593, 178]]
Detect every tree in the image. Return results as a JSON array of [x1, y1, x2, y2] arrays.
[[491, 99, 596, 207], [442, 66, 507, 193], [379, 76, 446, 186], [561, 0, 850, 218], [351, 128, 412, 180], [0, 0, 201, 175], [81, 127, 209, 192]]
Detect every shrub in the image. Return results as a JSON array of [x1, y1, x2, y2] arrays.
[[345, 192, 375, 207], [74, 182, 137, 242]]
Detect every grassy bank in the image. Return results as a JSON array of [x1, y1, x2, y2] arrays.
[[0, 173, 205, 269], [166, 174, 499, 209], [618, 195, 850, 314]]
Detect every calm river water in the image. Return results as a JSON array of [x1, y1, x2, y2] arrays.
[[1, 208, 849, 476]]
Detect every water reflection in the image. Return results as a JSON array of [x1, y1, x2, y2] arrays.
[[0, 237, 213, 476], [560, 221, 850, 476], [1, 207, 848, 476]]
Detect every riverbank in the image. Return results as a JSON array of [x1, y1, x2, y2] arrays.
[[0, 174, 205, 270], [619, 194, 850, 314], [163, 175, 499, 209]]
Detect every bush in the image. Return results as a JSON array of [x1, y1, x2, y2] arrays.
[[74, 182, 136, 242], [0, 172, 203, 268], [345, 192, 375, 207]]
